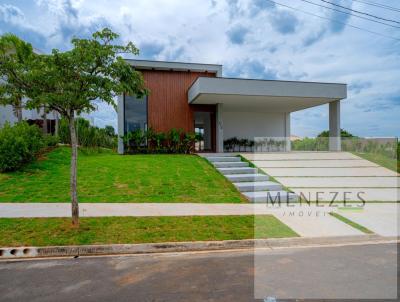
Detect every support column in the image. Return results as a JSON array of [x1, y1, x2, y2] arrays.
[[216, 103, 224, 153], [117, 94, 124, 154], [285, 112, 291, 152], [329, 100, 341, 151]]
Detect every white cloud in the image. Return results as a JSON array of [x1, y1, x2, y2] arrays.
[[0, 4, 25, 25], [1, 0, 399, 137]]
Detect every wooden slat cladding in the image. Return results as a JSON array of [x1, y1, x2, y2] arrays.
[[139, 69, 216, 133]]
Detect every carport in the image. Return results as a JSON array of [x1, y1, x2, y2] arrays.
[[188, 77, 347, 153]]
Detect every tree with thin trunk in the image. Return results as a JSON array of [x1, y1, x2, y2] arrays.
[[12, 95, 23, 122], [40, 106, 47, 134], [0, 29, 147, 226]]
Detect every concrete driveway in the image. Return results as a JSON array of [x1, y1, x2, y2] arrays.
[[336, 203, 399, 237], [242, 152, 399, 237], [242, 152, 399, 202]]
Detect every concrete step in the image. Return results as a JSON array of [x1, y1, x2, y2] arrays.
[[243, 191, 299, 203], [213, 162, 248, 168], [218, 167, 258, 175], [226, 173, 269, 182], [234, 181, 282, 192], [207, 156, 241, 162], [202, 153, 238, 157]]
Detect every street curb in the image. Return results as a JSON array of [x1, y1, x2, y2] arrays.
[[0, 235, 397, 260]]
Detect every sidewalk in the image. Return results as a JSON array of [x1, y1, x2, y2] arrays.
[[0, 203, 265, 217], [1, 203, 397, 238]]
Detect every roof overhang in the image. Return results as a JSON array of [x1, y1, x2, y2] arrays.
[[126, 59, 222, 76], [188, 77, 347, 112]]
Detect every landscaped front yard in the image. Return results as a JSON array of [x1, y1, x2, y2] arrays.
[[0, 215, 298, 247], [0, 147, 247, 203]]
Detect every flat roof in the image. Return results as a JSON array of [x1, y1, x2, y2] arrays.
[[125, 59, 222, 76], [189, 77, 347, 113]]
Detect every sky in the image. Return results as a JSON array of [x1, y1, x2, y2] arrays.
[[0, 0, 399, 137]]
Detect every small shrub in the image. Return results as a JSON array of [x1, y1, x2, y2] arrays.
[[43, 134, 60, 147], [123, 128, 197, 154], [223, 137, 289, 152], [122, 129, 145, 153], [0, 122, 45, 172]]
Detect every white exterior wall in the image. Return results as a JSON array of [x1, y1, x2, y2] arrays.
[[22, 107, 43, 120], [222, 111, 286, 140], [0, 105, 17, 127], [285, 112, 291, 151], [329, 100, 341, 151], [0, 102, 59, 128]]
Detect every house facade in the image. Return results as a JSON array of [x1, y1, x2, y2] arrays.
[[0, 103, 59, 134], [0, 47, 61, 134], [118, 60, 347, 153]]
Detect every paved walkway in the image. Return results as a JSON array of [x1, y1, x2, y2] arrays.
[[242, 152, 400, 202], [0, 203, 265, 218], [1, 203, 397, 238]]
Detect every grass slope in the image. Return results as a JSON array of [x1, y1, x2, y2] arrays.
[[0, 147, 247, 203], [0, 215, 298, 247], [354, 152, 399, 173], [329, 212, 373, 234]]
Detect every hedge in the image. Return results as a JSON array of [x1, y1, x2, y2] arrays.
[[0, 122, 58, 172]]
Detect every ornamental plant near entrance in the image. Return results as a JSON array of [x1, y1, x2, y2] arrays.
[[123, 128, 198, 154]]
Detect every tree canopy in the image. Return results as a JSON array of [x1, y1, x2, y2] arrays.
[[0, 28, 148, 226], [0, 28, 148, 118], [317, 129, 355, 138]]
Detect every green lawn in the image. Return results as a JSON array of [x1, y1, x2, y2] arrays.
[[329, 212, 373, 234], [0, 147, 247, 203], [0, 215, 298, 247], [354, 152, 399, 173]]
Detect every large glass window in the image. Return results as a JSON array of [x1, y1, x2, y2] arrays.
[[124, 95, 147, 134]]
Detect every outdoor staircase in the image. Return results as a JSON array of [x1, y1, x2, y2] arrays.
[[205, 154, 298, 203]]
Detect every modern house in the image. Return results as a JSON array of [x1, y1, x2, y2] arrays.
[[117, 60, 347, 154]]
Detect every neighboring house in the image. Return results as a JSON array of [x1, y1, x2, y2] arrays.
[[0, 102, 59, 134], [117, 60, 347, 153], [0, 47, 60, 134], [290, 135, 302, 141]]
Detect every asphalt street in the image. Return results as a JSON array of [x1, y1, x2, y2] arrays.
[[0, 243, 398, 302]]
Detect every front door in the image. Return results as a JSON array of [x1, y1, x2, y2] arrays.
[[192, 105, 216, 152]]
